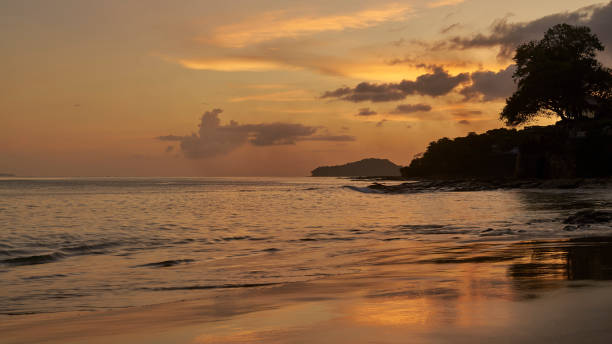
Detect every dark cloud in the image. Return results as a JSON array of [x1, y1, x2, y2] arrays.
[[387, 57, 417, 65], [588, 1, 612, 64], [302, 135, 356, 142], [376, 119, 387, 127], [157, 109, 354, 158], [453, 110, 483, 118], [321, 67, 469, 102], [157, 135, 184, 141], [443, 2, 612, 61], [356, 108, 378, 116], [390, 103, 432, 114], [165, 145, 174, 153], [440, 23, 461, 34], [342, 82, 405, 102], [243, 123, 317, 146], [460, 64, 516, 101], [320, 87, 352, 98], [457, 119, 471, 125], [397, 67, 470, 97]]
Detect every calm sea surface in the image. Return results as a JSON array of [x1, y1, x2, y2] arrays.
[[2, 177, 612, 315]]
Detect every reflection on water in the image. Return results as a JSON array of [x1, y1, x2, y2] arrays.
[[2, 179, 612, 342], [515, 190, 612, 211], [509, 237, 612, 286], [181, 237, 612, 343]]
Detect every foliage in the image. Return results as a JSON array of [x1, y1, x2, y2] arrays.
[[401, 118, 612, 179], [501, 24, 612, 126], [401, 128, 520, 178]]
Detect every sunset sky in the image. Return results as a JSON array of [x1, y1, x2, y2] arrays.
[[2, 0, 612, 176]]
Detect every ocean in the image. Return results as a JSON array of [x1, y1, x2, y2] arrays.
[[2, 177, 612, 318]]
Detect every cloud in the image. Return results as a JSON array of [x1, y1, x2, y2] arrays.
[[356, 108, 378, 116], [397, 66, 470, 96], [333, 82, 406, 102], [442, 2, 612, 60], [452, 110, 483, 118], [390, 103, 432, 114], [376, 119, 387, 127], [209, 4, 411, 48], [321, 66, 469, 102], [229, 90, 312, 102], [302, 135, 356, 142], [157, 109, 354, 158], [440, 23, 461, 34], [427, 0, 465, 9], [173, 48, 426, 80], [457, 119, 471, 125], [177, 58, 293, 72], [460, 64, 516, 101], [157, 135, 184, 141], [245, 123, 318, 146]]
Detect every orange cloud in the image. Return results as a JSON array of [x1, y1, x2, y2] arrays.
[[177, 58, 295, 72], [230, 90, 313, 103], [209, 4, 412, 48], [427, 0, 465, 8]]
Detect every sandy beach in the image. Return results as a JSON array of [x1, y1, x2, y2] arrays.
[[3, 237, 612, 344]]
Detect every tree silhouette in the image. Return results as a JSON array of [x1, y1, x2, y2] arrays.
[[501, 24, 612, 126]]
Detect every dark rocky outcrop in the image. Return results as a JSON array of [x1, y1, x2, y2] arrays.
[[363, 178, 612, 194], [311, 158, 401, 177], [563, 210, 612, 225]]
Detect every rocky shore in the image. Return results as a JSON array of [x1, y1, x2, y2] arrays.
[[365, 178, 612, 193]]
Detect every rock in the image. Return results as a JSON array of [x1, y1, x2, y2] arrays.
[[563, 225, 579, 231], [360, 178, 612, 194], [563, 210, 612, 225]]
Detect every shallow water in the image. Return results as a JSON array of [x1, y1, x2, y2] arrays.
[[2, 177, 612, 316]]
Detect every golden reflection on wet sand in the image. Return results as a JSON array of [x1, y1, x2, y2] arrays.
[[2, 237, 612, 343]]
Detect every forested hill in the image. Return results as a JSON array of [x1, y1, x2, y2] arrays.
[[311, 158, 402, 177], [401, 119, 612, 179]]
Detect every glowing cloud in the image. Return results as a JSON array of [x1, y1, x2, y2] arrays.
[[177, 58, 294, 72], [230, 90, 313, 103], [210, 4, 412, 47], [427, 0, 465, 8]]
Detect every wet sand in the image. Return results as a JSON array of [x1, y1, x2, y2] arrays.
[[3, 237, 612, 344]]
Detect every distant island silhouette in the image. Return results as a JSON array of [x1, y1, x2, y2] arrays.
[[311, 158, 401, 177], [0, 173, 16, 177]]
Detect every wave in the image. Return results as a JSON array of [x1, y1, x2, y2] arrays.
[[22, 273, 68, 280], [60, 242, 120, 254], [1, 252, 65, 266], [342, 185, 384, 194], [390, 224, 471, 235], [0, 249, 33, 257], [140, 282, 280, 291], [419, 255, 517, 264], [134, 259, 195, 268], [262, 248, 280, 252]]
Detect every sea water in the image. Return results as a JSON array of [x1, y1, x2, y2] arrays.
[[1, 177, 612, 315]]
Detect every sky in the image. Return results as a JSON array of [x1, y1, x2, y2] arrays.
[[2, 0, 612, 176]]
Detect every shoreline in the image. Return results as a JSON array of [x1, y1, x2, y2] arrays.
[[362, 177, 612, 193], [3, 236, 612, 343]]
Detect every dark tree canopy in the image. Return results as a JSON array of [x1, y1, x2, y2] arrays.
[[501, 24, 612, 126]]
